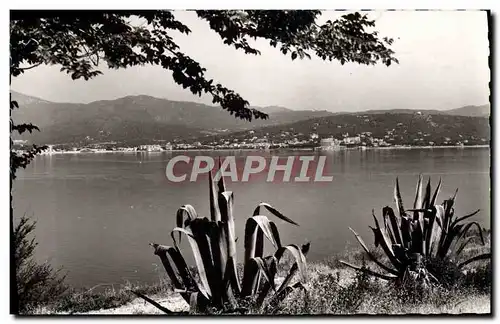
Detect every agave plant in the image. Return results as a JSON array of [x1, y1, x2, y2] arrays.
[[341, 176, 491, 286], [134, 169, 309, 314]]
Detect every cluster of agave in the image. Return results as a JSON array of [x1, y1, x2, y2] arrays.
[[133, 169, 309, 314], [341, 176, 491, 286]]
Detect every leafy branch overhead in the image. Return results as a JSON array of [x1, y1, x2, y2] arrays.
[[10, 94, 47, 180], [10, 10, 398, 122]]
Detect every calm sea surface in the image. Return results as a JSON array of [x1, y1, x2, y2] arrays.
[[12, 148, 490, 288]]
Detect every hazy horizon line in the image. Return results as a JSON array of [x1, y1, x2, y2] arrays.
[[10, 88, 490, 113]]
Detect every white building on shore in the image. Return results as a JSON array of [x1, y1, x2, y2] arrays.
[[320, 138, 341, 150]]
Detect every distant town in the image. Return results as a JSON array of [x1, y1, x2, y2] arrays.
[[12, 126, 490, 155]]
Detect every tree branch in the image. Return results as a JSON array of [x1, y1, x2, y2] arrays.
[[18, 62, 43, 71]]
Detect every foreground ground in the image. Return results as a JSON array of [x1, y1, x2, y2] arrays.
[[27, 229, 491, 315], [33, 255, 491, 315], [73, 292, 491, 315]]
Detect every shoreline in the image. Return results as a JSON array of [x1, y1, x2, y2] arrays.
[[34, 144, 490, 155]]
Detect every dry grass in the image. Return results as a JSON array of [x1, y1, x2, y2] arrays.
[[32, 236, 491, 316], [33, 277, 173, 315], [271, 260, 491, 315], [36, 259, 489, 315]]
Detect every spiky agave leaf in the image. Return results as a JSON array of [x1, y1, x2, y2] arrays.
[[255, 242, 310, 309], [151, 244, 204, 303], [171, 227, 212, 299], [442, 198, 455, 231], [244, 215, 282, 262], [460, 221, 486, 245], [219, 191, 237, 254], [241, 215, 284, 299], [176, 205, 198, 242], [371, 212, 403, 271], [253, 202, 299, 226], [187, 218, 235, 306], [455, 237, 474, 257], [153, 172, 310, 313], [347, 177, 489, 286], [131, 290, 175, 314], [151, 244, 184, 289], [176, 205, 198, 228], [221, 256, 240, 305], [394, 177, 405, 217], [447, 221, 486, 260], [263, 255, 278, 291], [413, 175, 424, 234], [348, 227, 399, 276], [268, 282, 307, 314], [458, 253, 491, 269], [218, 191, 241, 295], [400, 215, 413, 249], [241, 257, 277, 297], [383, 206, 403, 245], [262, 244, 310, 312], [450, 209, 481, 228], [411, 218, 425, 255], [413, 175, 423, 209], [339, 260, 398, 280], [426, 205, 444, 257], [274, 244, 308, 283], [423, 207, 435, 257], [189, 292, 199, 314], [383, 211, 397, 245], [423, 177, 432, 209], [430, 178, 442, 206], [208, 170, 221, 222], [216, 157, 226, 193]]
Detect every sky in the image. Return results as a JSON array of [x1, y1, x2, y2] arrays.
[[10, 10, 490, 112]]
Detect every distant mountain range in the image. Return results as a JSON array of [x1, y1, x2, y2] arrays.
[[10, 91, 490, 146], [444, 105, 490, 117]]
